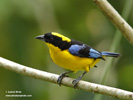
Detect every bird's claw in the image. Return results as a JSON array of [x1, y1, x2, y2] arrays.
[[57, 73, 69, 86], [72, 78, 80, 88]]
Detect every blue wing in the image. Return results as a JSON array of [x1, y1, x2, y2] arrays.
[[89, 48, 102, 58], [68, 44, 103, 59]]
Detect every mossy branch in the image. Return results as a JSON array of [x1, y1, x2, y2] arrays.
[[93, 0, 133, 45], [0, 57, 133, 99]]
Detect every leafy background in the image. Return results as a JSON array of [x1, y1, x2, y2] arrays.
[[0, 0, 133, 100]]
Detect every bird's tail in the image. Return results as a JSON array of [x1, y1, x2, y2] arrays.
[[101, 51, 120, 57]]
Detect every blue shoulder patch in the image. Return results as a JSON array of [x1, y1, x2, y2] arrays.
[[68, 44, 85, 56]]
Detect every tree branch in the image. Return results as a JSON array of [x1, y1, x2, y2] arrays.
[[93, 0, 133, 45], [0, 57, 132, 99]]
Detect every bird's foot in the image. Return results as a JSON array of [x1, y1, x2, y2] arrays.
[[72, 78, 81, 88], [57, 72, 69, 86], [72, 71, 87, 88]]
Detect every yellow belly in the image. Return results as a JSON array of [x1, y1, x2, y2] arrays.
[[46, 43, 101, 72]]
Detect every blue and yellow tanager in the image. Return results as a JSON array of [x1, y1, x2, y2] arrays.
[[36, 32, 120, 87]]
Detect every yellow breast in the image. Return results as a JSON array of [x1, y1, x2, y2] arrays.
[[46, 43, 101, 72]]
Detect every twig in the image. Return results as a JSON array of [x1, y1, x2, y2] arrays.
[[0, 57, 132, 99], [93, 0, 133, 45]]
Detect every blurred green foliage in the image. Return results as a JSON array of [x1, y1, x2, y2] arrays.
[[0, 0, 133, 100]]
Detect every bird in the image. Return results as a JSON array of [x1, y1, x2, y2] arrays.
[[35, 32, 120, 88]]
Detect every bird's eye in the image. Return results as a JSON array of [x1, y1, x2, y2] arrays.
[[50, 37, 54, 40]]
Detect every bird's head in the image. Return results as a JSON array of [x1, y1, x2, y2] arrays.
[[35, 32, 71, 50], [36, 32, 54, 43], [36, 32, 71, 43]]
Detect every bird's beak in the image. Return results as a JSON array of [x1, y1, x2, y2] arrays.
[[35, 35, 45, 41]]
